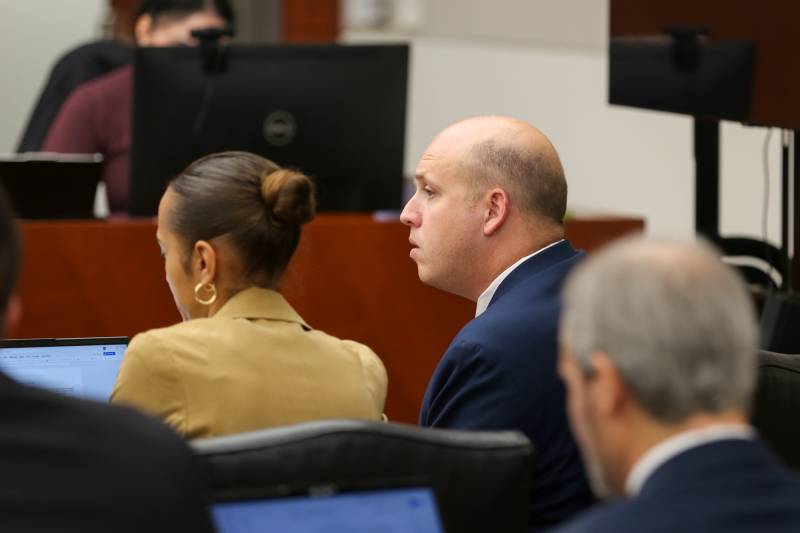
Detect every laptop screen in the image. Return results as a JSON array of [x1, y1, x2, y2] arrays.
[[0, 338, 127, 401], [212, 486, 445, 533]]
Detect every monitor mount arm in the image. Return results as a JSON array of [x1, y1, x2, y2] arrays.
[[191, 27, 234, 74]]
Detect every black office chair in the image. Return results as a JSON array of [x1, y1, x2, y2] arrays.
[[191, 419, 534, 533], [751, 350, 800, 471]]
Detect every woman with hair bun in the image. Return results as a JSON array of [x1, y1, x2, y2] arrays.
[[111, 151, 387, 438]]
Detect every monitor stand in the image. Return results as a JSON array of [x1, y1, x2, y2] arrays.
[[694, 118, 800, 351]]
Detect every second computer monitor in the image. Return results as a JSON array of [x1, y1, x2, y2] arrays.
[[130, 43, 408, 216]]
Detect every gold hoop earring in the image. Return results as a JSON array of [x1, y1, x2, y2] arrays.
[[194, 282, 217, 305]]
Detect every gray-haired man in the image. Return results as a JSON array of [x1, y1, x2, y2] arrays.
[[552, 237, 800, 533]]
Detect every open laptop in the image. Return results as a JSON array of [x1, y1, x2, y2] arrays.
[[0, 153, 102, 219], [0, 337, 127, 401], [212, 485, 446, 533]]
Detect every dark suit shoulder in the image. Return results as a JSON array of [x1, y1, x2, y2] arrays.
[[554, 488, 800, 533], [448, 269, 565, 382], [551, 500, 710, 533], [555, 441, 800, 533], [455, 244, 582, 356], [457, 293, 560, 359], [0, 377, 214, 533], [2, 374, 178, 452], [549, 502, 633, 533]]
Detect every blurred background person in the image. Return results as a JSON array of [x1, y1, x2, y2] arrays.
[[16, 0, 144, 153], [41, 0, 234, 212], [111, 151, 387, 438], [554, 237, 800, 533]]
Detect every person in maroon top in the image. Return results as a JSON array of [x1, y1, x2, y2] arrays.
[[43, 0, 234, 212]]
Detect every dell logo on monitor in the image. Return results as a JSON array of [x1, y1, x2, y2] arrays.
[[263, 111, 297, 147]]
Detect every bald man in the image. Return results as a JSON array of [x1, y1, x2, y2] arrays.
[[401, 116, 594, 530]]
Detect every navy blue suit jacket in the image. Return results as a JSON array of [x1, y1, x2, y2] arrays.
[[419, 240, 594, 531], [552, 439, 800, 533]]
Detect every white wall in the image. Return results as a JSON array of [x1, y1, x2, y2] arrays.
[[0, 0, 105, 152], [343, 0, 784, 244]]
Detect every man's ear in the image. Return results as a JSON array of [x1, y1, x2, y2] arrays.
[[483, 187, 510, 236], [134, 13, 154, 45], [193, 240, 217, 285], [587, 352, 629, 417]]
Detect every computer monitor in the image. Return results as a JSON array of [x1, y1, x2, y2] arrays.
[[129, 44, 409, 216], [0, 337, 127, 401], [609, 37, 755, 121], [0, 154, 102, 219]]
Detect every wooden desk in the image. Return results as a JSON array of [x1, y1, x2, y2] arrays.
[[11, 214, 643, 423]]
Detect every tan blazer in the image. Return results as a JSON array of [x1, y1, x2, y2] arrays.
[[111, 287, 387, 439]]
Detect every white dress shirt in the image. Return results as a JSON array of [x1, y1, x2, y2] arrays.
[[625, 424, 756, 497], [475, 240, 564, 317]]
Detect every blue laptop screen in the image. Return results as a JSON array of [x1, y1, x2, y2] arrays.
[[0, 342, 126, 401], [212, 486, 445, 533]]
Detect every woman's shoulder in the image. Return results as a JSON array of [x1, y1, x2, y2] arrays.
[[304, 328, 376, 358], [128, 318, 217, 353], [335, 339, 386, 379], [336, 338, 378, 358]]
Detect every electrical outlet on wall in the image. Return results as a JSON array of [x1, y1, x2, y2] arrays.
[[343, 0, 424, 31], [342, 0, 391, 29]]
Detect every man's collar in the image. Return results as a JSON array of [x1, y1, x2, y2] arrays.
[[624, 423, 756, 497], [475, 239, 570, 316]]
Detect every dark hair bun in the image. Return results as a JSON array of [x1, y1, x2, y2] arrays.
[[261, 168, 316, 227]]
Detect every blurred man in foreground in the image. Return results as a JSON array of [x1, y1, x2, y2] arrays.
[[554, 237, 800, 532]]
